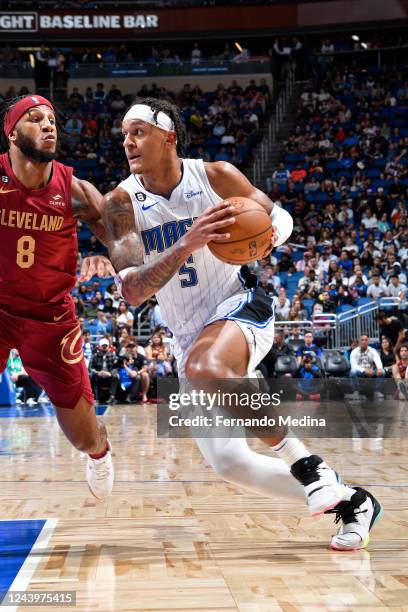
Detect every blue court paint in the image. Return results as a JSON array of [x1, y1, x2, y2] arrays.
[[0, 404, 107, 418], [0, 520, 46, 602]]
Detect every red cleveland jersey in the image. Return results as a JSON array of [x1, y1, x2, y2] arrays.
[[0, 153, 77, 320]]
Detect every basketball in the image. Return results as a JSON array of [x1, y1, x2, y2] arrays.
[[208, 197, 273, 265]]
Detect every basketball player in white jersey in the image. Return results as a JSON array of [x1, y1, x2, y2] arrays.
[[84, 97, 382, 550]]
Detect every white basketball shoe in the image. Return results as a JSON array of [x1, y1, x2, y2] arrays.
[[86, 440, 114, 500], [290, 454, 351, 516], [327, 487, 383, 551]]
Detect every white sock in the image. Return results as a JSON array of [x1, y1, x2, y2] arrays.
[[271, 435, 311, 467]]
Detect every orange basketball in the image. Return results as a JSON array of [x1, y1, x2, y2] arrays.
[[208, 197, 273, 265]]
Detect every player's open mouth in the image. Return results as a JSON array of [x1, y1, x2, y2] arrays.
[[43, 136, 55, 142]]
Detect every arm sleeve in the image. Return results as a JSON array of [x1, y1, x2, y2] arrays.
[[270, 205, 293, 247]]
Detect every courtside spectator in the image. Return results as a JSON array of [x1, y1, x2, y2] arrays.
[[349, 335, 384, 379], [89, 338, 117, 404]]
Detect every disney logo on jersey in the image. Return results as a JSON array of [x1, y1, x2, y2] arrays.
[[184, 189, 203, 199], [49, 193, 65, 207]]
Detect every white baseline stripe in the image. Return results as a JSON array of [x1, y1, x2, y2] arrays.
[[1, 518, 58, 612]]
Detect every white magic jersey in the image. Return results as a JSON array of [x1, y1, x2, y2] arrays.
[[118, 158, 242, 339]]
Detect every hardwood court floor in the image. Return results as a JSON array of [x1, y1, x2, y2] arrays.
[[1, 403, 408, 611]]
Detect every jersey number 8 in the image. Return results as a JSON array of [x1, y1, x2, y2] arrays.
[[16, 235, 36, 269]]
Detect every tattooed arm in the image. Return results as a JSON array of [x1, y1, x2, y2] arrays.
[[102, 187, 236, 307]]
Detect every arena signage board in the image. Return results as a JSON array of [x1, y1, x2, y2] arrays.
[[0, 12, 159, 32], [0, 2, 406, 39], [0, 12, 38, 32]]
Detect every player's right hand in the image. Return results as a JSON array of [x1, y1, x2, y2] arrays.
[[179, 201, 236, 253], [79, 256, 116, 281]]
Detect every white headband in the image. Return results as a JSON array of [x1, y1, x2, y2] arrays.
[[123, 104, 175, 132]]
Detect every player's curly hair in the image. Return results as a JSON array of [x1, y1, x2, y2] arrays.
[[129, 96, 188, 156], [0, 95, 67, 153]]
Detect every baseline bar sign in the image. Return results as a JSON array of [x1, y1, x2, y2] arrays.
[[0, 12, 38, 32], [0, 12, 159, 32]]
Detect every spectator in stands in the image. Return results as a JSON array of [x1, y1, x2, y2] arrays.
[[294, 350, 323, 401], [298, 268, 321, 298], [296, 331, 322, 366], [261, 331, 294, 377], [290, 162, 307, 183], [145, 334, 169, 360], [116, 300, 134, 331], [274, 289, 291, 320], [367, 274, 388, 300], [149, 301, 166, 331], [349, 335, 384, 380], [317, 290, 337, 313], [89, 338, 117, 404], [7, 349, 42, 405], [93, 82, 106, 103], [191, 42, 202, 65], [287, 325, 304, 342], [268, 162, 291, 191], [378, 311, 405, 346], [215, 146, 230, 162], [112, 356, 141, 404], [392, 344, 408, 399], [379, 336, 396, 376], [388, 274, 407, 300], [126, 342, 150, 403]]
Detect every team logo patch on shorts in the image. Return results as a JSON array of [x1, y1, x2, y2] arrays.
[[60, 325, 83, 365]]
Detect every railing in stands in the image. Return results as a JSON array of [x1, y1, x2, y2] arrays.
[[252, 70, 294, 186], [274, 297, 405, 351], [137, 302, 152, 340], [86, 297, 404, 349]]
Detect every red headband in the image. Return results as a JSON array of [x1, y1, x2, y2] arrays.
[[4, 95, 54, 138]]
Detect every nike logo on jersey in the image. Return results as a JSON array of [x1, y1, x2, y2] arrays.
[[54, 311, 68, 322], [0, 186, 18, 195], [141, 200, 160, 211]]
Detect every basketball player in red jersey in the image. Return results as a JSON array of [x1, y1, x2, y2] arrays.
[[82, 97, 382, 550], [0, 95, 114, 499]]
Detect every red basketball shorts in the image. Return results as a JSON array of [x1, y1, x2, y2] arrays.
[[0, 307, 93, 409]]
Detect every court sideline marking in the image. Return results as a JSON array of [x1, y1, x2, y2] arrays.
[[1, 518, 58, 612]]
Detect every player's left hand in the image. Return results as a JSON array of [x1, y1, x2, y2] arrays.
[[79, 256, 116, 281]]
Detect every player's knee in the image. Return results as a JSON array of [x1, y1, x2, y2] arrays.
[[185, 354, 229, 381]]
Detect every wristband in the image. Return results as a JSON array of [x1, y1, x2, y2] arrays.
[[114, 266, 137, 297], [270, 204, 293, 247]]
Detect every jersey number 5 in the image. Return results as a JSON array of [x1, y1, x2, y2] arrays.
[[179, 255, 198, 288], [16, 235, 36, 269]]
